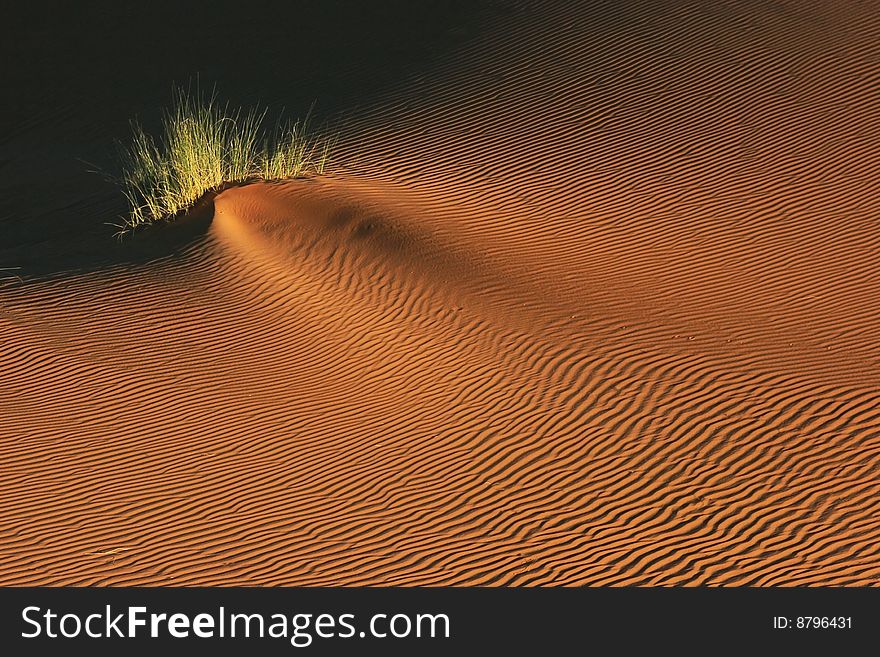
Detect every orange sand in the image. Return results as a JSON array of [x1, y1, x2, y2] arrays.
[[1, 0, 878, 585]]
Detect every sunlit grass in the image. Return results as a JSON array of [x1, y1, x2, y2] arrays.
[[118, 88, 331, 232]]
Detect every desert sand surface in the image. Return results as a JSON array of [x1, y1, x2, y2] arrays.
[[1, 1, 879, 585]]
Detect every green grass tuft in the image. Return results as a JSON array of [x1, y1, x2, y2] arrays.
[[117, 88, 331, 233]]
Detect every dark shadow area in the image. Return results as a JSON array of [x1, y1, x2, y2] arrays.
[[0, 0, 488, 280]]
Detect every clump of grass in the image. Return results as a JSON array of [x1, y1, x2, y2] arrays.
[[118, 88, 331, 232]]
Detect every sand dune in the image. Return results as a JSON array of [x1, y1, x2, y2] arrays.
[[1, 0, 878, 585]]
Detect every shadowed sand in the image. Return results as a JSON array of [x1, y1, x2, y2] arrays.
[[0, 0, 878, 585]]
